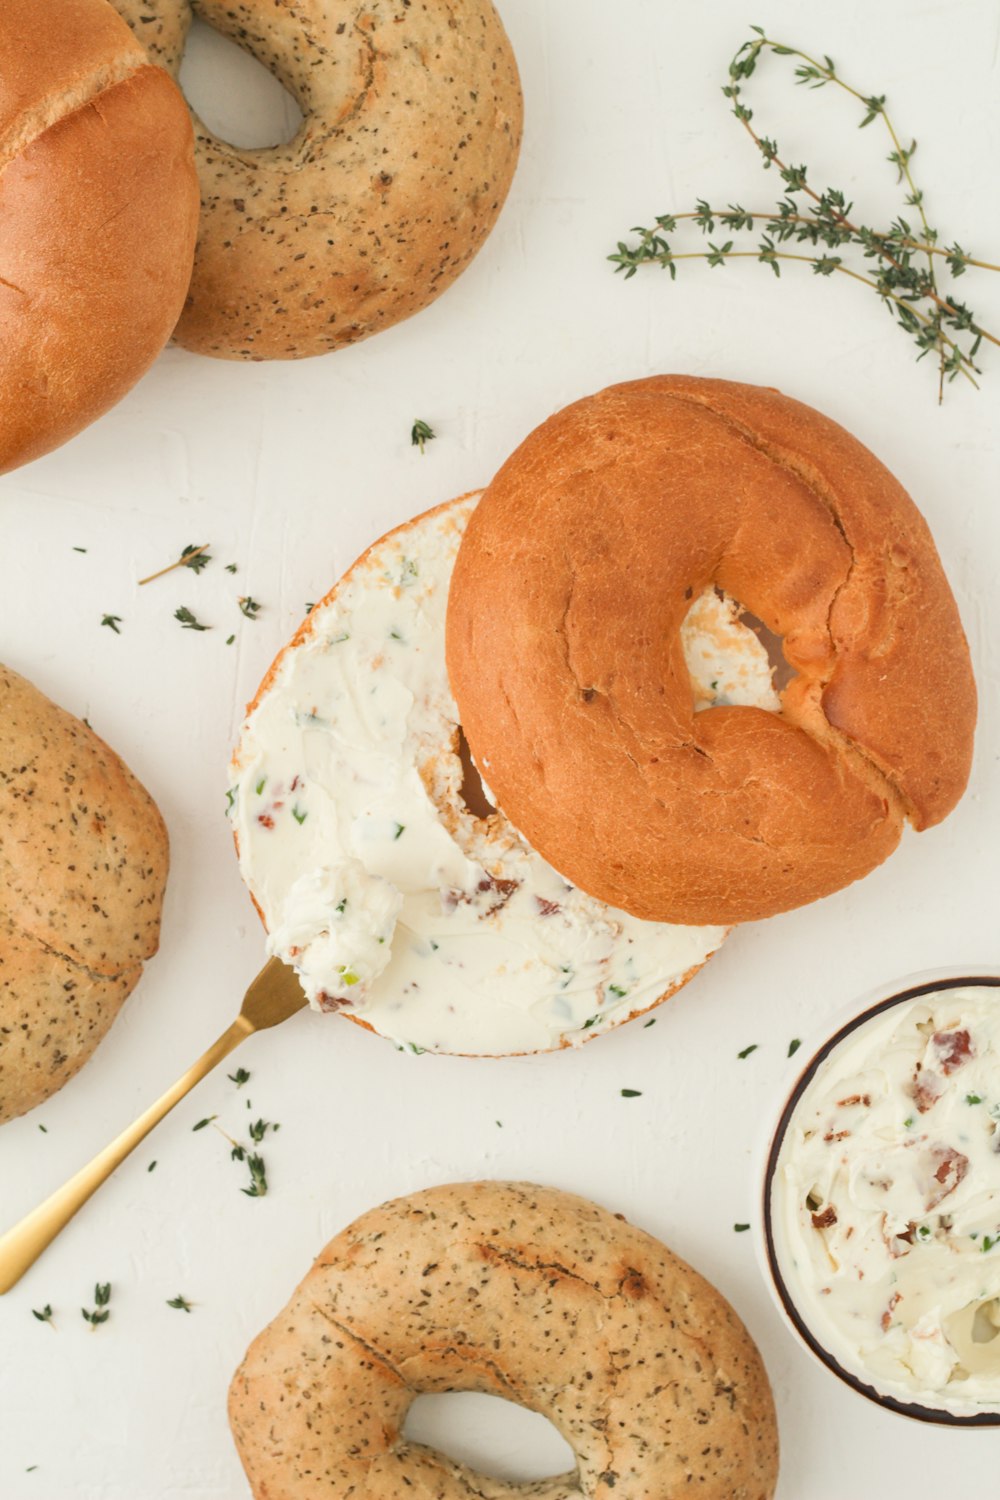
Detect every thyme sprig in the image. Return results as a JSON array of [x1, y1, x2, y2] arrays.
[[81, 1282, 111, 1328], [610, 29, 999, 399], [139, 543, 212, 586]]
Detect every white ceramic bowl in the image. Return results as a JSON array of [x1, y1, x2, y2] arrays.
[[756, 966, 1000, 1426]]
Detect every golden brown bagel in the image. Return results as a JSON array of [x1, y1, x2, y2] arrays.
[[0, 665, 169, 1122], [0, 0, 198, 475], [446, 377, 976, 925], [229, 1181, 780, 1499], [114, 0, 523, 360]]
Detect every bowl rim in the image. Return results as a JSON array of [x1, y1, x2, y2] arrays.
[[758, 965, 1000, 1427]]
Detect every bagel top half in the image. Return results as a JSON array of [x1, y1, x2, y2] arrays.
[[446, 376, 977, 926]]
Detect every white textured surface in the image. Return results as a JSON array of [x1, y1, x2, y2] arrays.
[[2, 1, 999, 1494]]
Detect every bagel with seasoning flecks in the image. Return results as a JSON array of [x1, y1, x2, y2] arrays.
[[112, 0, 523, 360], [0, 0, 198, 475], [228, 1180, 780, 1500], [0, 665, 169, 1123], [446, 376, 977, 927], [230, 495, 781, 1054]]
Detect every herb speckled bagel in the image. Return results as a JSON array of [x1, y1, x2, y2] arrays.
[[446, 376, 977, 926], [228, 1180, 780, 1499], [0, 665, 169, 1123], [113, 0, 523, 360]]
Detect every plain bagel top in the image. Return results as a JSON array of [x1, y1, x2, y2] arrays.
[[446, 377, 977, 926]]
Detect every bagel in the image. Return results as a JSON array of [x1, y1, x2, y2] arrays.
[[113, 0, 523, 360], [446, 376, 977, 926], [230, 496, 781, 1054], [0, 0, 198, 474], [0, 665, 169, 1122], [228, 1180, 780, 1499]]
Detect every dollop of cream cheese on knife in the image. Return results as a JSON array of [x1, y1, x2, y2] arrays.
[[772, 986, 1000, 1415], [231, 496, 778, 1056]]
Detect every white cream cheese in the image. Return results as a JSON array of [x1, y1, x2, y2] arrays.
[[771, 984, 1000, 1415], [231, 496, 777, 1056]]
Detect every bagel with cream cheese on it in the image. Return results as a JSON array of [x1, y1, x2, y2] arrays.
[[231, 496, 782, 1054], [446, 376, 977, 926]]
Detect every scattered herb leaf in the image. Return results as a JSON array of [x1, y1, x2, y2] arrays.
[[175, 606, 209, 631], [192, 1116, 216, 1132], [241, 1153, 268, 1197], [734, 1223, 751, 1233], [166, 1294, 193, 1312], [81, 1283, 111, 1328], [100, 614, 122, 634], [225, 563, 237, 574], [147, 1160, 157, 1172], [139, 543, 211, 585], [229, 1067, 251, 1088], [31, 1305, 53, 1325], [621, 1088, 643, 1098], [411, 418, 435, 453], [788, 1038, 802, 1057], [966, 1093, 983, 1105], [238, 596, 261, 620], [738, 1043, 759, 1059]]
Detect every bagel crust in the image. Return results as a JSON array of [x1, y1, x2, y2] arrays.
[[114, 0, 523, 360], [446, 376, 977, 926], [229, 1180, 780, 1499], [0, 0, 199, 473], [0, 666, 169, 1122]]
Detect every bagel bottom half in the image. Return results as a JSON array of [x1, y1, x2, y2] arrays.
[[228, 1181, 780, 1499], [231, 496, 778, 1056]]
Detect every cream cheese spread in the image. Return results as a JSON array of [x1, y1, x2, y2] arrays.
[[231, 496, 778, 1056], [771, 984, 1000, 1415]]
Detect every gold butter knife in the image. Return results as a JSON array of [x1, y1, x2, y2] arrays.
[[0, 957, 307, 1293]]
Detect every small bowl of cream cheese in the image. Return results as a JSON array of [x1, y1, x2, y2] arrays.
[[760, 969, 1000, 1424]]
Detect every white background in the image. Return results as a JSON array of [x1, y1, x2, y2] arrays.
[[2, 0, 999, 1494]]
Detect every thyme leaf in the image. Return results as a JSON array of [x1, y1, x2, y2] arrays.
[[175, 606, 209, 631], [81, 1283, 111, 1328], [411, 418, 435, 453]]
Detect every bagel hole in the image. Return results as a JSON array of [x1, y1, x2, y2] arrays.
[[737, 606, 797, 693], [458, 726, 497, 820], [682, 587, 795, 712], [179, 18, 304, 148], [403, 1393, 576, 1484]]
